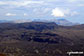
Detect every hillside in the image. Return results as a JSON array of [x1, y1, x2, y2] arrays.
[[0, 22, 84, 56]]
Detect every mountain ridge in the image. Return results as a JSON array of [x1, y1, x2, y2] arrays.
[[0, 19, 80, 26]]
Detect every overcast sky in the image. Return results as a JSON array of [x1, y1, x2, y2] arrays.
[[0, 0, 84, 23]]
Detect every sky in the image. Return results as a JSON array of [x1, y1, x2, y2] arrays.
[[0, 0, 84, 23]]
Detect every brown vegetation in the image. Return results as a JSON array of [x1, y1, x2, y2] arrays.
[[0, 22, 84, 56]]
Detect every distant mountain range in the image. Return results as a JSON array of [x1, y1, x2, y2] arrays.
[[32, 19, 79, 26], [0, 20, 12, 23], [0, 19, 79, 26], [0, 19, 32, 23]]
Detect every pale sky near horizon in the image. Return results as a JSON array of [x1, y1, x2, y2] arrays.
[[0, 0, 84, 23]]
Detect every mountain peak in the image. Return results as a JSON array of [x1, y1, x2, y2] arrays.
[[57, 19, 68, 21]]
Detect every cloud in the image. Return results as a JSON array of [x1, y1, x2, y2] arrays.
[[6, 13, 29, 17], [78, 4, 84, 6], [68, 0, 77, 2], [71, 11, 79, 16], [51, 8, 79, 17], [6, 13, 16, 16], [68, 0, 84, 2], [33, 8, 51, 17], [0, 1, 44, 7], [24, 13, 28, 16], [0, 1, 6, 5], [13, 19, 32, 23], [51, 8, 65, 17]]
